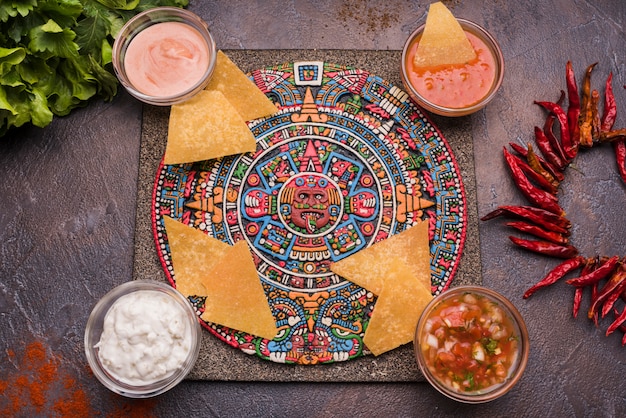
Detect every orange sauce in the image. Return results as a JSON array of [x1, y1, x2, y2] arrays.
[[125, 22, 210, 97], [406, 32, 496, 109]]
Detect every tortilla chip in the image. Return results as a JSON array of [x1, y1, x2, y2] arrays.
[[200, 240, 278, 340], [330, 220, 431, 295], [164, 215, 230, 298], [164, 216, 278, 340], [413, 2, 477, 68], [363, 259, 433, 356], [164, 89, 256, 164], [206, 50, 277, 121], [330, 221, 432, 355]]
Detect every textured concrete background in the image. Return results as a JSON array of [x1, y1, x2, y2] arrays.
[[1, 1, 624, 416]]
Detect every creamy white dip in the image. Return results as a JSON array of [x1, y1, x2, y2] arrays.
[[96, 290, 193, 386]]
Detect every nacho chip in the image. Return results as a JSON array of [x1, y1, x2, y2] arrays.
[[330, 220, 431, 295], [413, 2, 477, 68], [200, 240, 278, 340], [363, 259, 433, 356], [330, 221, 432, 355], [164, 89, 256, 164], [163, 216, 278, 340], [164, 215, 230, 298], [206, 50, 277, 121]]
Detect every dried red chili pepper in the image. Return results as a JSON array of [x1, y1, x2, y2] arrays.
[[523, 256, 585, 299], [481, 204, 571, 233], [509, 142, 565, 182], [588, 256, 608, 326], [606, 306, 626, 336], [505, 221, 568, 245], [597, 73, 625, 183], [543, 91, 569, 165], [590, 89, 601, 142], [572, 287, 583, 318], [526, 143, 559, 189], [578, 62, 598, 148], [615, 139, 626, 184], [565, 61, 580, 149], [513, 149, 559, 194], [591, 280, 600, 326], [588, 265, 626, 319], [601, 277, 626, 318], [535, 101, 573, 164], [573, 258, 595, 318], [599, 129, 626, 143], [503, 148, 564, 215], [601, 72, 616, 131], [509, 236, 578, 259], [566, 255, 620, 287], [534, 126, 566, 170]]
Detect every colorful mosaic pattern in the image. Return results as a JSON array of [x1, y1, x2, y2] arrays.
[[152, 62, 467, 365]]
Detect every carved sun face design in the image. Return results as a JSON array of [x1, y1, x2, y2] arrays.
[[278, 173, 342, 236], [291, 187, 331, 233]]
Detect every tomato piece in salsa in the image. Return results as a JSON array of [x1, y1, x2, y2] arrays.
[[419, 291, 520, 393]]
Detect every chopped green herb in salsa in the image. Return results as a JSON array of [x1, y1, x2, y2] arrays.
[[420, 291, 520, 393]]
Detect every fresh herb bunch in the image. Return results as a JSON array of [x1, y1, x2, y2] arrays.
[[0, 0, 189, 136]]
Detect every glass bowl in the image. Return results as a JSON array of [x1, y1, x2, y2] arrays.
[[401, 19, 504, 117], [414, 285, 529, 403], [84, 280, 201, 398], [112, 7, 217, 106]]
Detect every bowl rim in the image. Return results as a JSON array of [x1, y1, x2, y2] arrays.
[[414, 285, 530, 403], [84, 280, 202, 398], [400, 18, 505, 117], [111, 6, 217, 106]]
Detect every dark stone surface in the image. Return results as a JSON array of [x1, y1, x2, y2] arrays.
[[1, 1, 624, 416]]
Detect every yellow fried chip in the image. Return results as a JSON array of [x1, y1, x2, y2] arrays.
[[363, 259, 433, 356], [200, 240, 278, 341], [330, 221, 432, 355], [164, 215, 230, 298], [330, 220, 431, 295], [413, 2, 477, 68], [206, 50, 277, 121], [164, 216, 278, 340], [164, 89, 256, 164]]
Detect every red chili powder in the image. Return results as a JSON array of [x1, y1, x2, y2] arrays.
[[0, 339, 158, 417]]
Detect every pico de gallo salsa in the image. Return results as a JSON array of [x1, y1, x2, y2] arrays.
[[418, 290, 521, 394]]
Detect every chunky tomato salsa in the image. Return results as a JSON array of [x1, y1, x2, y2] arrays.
[[419, 291, 520, 393]]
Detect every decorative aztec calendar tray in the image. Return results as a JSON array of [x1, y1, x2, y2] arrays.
[[151, 61, 467, 365]]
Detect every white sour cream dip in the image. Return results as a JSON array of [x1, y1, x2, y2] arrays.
[[96, 290, 193, 386]]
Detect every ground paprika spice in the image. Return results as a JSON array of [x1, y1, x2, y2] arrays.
[[0, 339, 158, 417]]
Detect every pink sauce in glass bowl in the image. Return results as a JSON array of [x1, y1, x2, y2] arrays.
[[112, 7, 217, 106]]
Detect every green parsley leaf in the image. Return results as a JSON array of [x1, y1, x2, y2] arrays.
[[1, 0, 37, 21], [481, 337, 499, 355], [0, 47, 26, 73], [29, 20, 80, 59], [0, 0, 189, 136]]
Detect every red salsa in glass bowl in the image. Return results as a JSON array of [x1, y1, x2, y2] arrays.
[[414, 286, 529, 403], [401, 19, 504, 117]]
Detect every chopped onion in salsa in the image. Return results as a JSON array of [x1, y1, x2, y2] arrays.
[[419, 291, 520, 393]]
